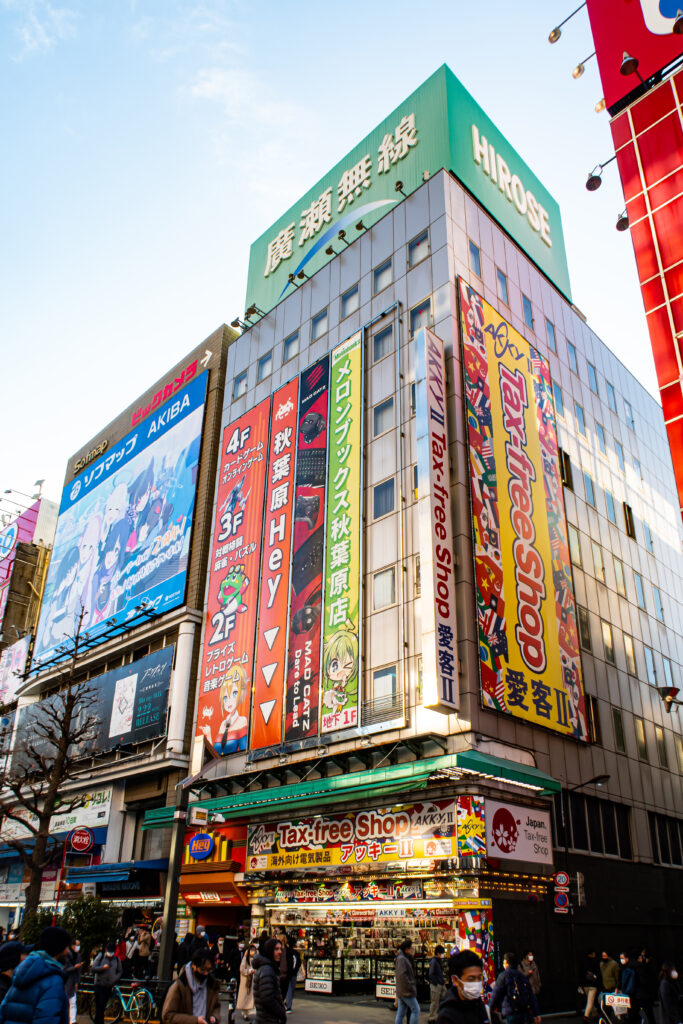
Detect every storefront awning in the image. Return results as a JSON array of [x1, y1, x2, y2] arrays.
[[143, 751, 559, 831], [65, 858, 169, 884]]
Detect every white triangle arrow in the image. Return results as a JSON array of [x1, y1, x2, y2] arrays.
[[263, 626, 279, 650], [261, 662, 277, 687], [260, 699, 277, 724]]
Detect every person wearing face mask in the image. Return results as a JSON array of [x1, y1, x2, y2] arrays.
[[0, 943, 26, 1004], [63, 939, 82, 1024], [489, 952, 541, 1024], [252, 939, 287, 1024], [428, 945, 447, 1024], [600, 953, 619, 994], [395, 938, 420, 1024], [658, 962, 681, 1024], [436, 949, 487, 1024], [162, 950, 221, 1024], [0, 925, 71, 1024], [617, 952, 639, 1024], [91, 941, 123, 1024], [520, 952, 541, 999]]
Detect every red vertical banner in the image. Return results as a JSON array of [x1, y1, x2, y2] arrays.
[[196, 399, 270, 756], [284, 355, 330, 741], [250, 378, 299, 750]]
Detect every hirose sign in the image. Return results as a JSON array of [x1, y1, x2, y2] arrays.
[[245, 65, 570, 316]]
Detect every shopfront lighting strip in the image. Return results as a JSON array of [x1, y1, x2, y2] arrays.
[[265, 899, 457, 910], [432, 768, 544, 792]]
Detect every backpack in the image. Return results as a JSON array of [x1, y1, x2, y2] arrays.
[[506, 970, 532, 1012]]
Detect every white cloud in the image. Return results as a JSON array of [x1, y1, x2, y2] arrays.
[[2, 0, 76, 57]]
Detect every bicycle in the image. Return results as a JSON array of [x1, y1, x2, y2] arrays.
[[88, 981, 154, 1023], [596, 991, 648, 1024]]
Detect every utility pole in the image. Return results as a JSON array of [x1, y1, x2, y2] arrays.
[[156, 780, 190, 981]]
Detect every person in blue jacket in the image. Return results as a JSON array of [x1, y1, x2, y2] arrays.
[[0, 925, 71, 1024]]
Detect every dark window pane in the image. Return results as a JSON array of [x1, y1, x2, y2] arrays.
[[669, 819, 682, 866], [602, 803, 619, 855], [586, 796, 604, 853], [648, 812, 660, 863], [570, 792, 589, 850], [658, 815, 671, 863], [615, 805, 632, 859], [552, 792, 568, 848]]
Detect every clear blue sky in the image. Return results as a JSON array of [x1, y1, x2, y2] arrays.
[[1, 0, 652, 507]]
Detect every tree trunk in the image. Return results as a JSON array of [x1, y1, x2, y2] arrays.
[[23, 830, 50, 921]]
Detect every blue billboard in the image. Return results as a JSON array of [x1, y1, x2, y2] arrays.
[[33, 373, 208, 668]]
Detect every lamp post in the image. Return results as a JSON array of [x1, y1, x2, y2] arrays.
[[560, 774, 610, 985]]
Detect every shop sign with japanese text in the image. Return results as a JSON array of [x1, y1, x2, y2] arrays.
[[415, 327, 458, 713], [197, 399, 270, 756], [273, 880, 423, 903], [460, 281, 587, 740], [246, 800, 457, 871], [485, 798, 553, 865], [321, 332, 362, 733]]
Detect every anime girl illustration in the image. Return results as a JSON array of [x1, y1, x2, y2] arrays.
[[74, 516, 101, 627], [91, 518, 130, 622], [41, 546, 79, 647], [126, 462, 156, 551], [321, 625, 359, 716], [201, 664, 249, 755], [98, 481, 129, 556]]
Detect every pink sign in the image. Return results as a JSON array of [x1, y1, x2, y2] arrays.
[[0, 502, 40, 634]]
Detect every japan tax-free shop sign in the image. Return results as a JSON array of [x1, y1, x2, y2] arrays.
[[245, 64, 571, 318]]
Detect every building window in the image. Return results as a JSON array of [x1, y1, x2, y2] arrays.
[[410, 382, 417, 416], [591, 541, 605, 582], [233, 370, 247, 399], [643, 522, 654, 553], [596, 422, 607, 454], [624, 634, 636, 675], [584, 471, 595, 507], [586, 694, 602, 745], [635, 716, 649, 761], [623, 501, 636, 538], [545, 317, 557, 352], [373, 664, 397, 700], [606, 380, 617, 412], [553, 381, 564, 418], [373, 566, 396, 610], [468, 240, 481, 277], [567, 341, 578, 375], [413, 463, 418, 498], [601, 621, 615, 664], [283, 331, 299, 362], [615, 440, 625, 473], [654, 586, 665, 622], [613, 557, 626, 597], [522, 294, 534, 329], [414, 554, 421, 596], [373, 324, 393, 362], [373, 258, 393, 294], [663, 656, 674, 689], [678, 737, 683, 774], [408, 229, 429, 267], [650, 812, 683, 865], [373, 478, 395, 519], [341, 285, 359, 319], [559, 449, 573, 489], [578, 606, 592, 651], [312, 308, 328, 340], [605, 490, 617, 524], [496, 268, 509, 305], [373, 397, 395, 437], [568, 523, 582, 566], [575, 402, 587, 436], [612, 708, 626, 753], [656, 727, 669, 769], [633, 457, 642, 480], [588, 362, 599, 394], [410, 299, 431, 336], [634, 571, 646, 609], [624, 399, 635, 431], [257, 351, 273, 382]]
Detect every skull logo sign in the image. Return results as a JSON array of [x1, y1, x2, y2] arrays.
[[491, 807, 520, 854]]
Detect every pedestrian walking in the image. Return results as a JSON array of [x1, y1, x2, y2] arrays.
[[395, 938, 420, 1024], [136, 926, 153, 979], [618, 951, 639, 1024], [520, 952, 541, 998], [428, 945, 446, 1023], [283, 938, 300, 1012], [253, 938, 286, 1024], [601, 953, 620, 994], [237, 944, 257, 1021], [0, 925, 71, 1024], [489, 952, 541, 1024], [63, 938, 82, 1024], [636, 949, 657, 1024], [0, 944, 25, 1004], [91, 941, 123, 1024], [658, 962, 681, 1024], [436, 949, 487, 1024], [161, 948, 221, 1024], [190, 927, 210, 961], [581, 950, 602, 1022]]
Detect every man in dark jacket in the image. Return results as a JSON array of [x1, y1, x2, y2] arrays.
[[636, 949, 657, 1024], [283, 940, 301, 1012], [436, 949, 488, 1024], [63, 938, 81, 1024], [91, 941, 123, 1024], [618, 951, 639, 1024], [581, 950, 601, 1022], [429, 946, 446, 1023], [396, 939, 419, 1024], [490, 953, 541, 1024], [253, 939, 286, 1024], [0, 925, 71, 1024], [0, 944, 24, 1005], [161, 949, 221, 1024]]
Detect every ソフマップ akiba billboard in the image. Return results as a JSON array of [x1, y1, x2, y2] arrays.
[[459, 280, 587, 740], [245, 64, 571, 317]]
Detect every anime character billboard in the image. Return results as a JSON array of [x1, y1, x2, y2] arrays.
[[459, 280, 587, 740], [33, 373, 208, 668], [196, 398, 270, 756]]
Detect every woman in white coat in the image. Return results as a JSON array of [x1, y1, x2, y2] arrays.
[[236, 943, 257, 1020]]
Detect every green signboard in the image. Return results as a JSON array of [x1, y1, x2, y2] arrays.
[[245, 65, 571, 315]]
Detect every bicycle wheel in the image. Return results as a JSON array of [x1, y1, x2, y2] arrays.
[[103, 993, 123, 1023], [129, 988, 154, 1023]]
